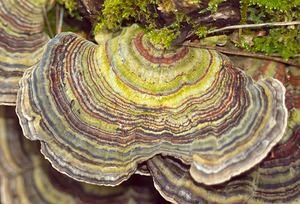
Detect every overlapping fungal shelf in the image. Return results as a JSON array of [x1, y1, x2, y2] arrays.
[[16, 24, 287, 186], [0, 0, 49, 105], [232, 57, 287, 82], [147, 59, 300, 204], [0, 106, 165, 204]]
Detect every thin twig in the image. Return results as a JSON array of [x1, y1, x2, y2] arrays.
[[208, 21, 300, 34], [56, 5, 64, 34], [42, 6, 54, 38], [181, 43, 300, 68], [271, 53, 300, 58], [186, 21, 300, 40]]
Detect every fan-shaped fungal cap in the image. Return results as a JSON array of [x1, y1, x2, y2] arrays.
[[286, 66, 300, 112], [0, 0, 49, 105], [148, 111, 300, 204], [17, 24, 287, 186], [147, 60, 300, 204], [0, 106, 165, 204], [148, 127, 300, 204], [0, 106, 39, 177], [232, 57, 287, 82]]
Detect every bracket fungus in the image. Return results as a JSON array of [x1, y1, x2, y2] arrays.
[[0, 106, 165, 204], [0, 0, 49, 105], [147, 60, 300, 204], [17, 24, 288, 186]]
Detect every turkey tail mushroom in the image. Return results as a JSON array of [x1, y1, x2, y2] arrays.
[[147, 102, 300, 204], [0, 106, 165, 204], [16, 24, 287, 186], [0, 0, 49, 105], [147, 59, 300, 204], [148, 127, 300, 204]]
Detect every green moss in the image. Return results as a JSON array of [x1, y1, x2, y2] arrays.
[[96, 0, 158, 31], [94, 0, 187, 48], [207, 0, 225, 11], [247, 7, 266, 23], [251, 26, 300, 59], [146, 27, 179, 48], [195, 26, 208, 38], [240, 0, 249, 24], [57, 0, 77, 14], [237, 0, 300, 59], [248, 0, 300, 12], [94, 22, 105, 35], [145, 11, 187, 48]]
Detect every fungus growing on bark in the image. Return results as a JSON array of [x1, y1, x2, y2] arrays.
[[0, 0, 49, 105], [16, 24, 287, 186], [147, 59, 300, 204], [0, 106, 165, 204]]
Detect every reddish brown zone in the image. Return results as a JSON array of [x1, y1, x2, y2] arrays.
[[134, 33, 188, 64], [273, 63, 286, 83], [286, 91, 300, 110], [252, 61, 286, 83], [287, 73, 300, 87], [286, 71, 300, 109], [266, 126, 300, 161]]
